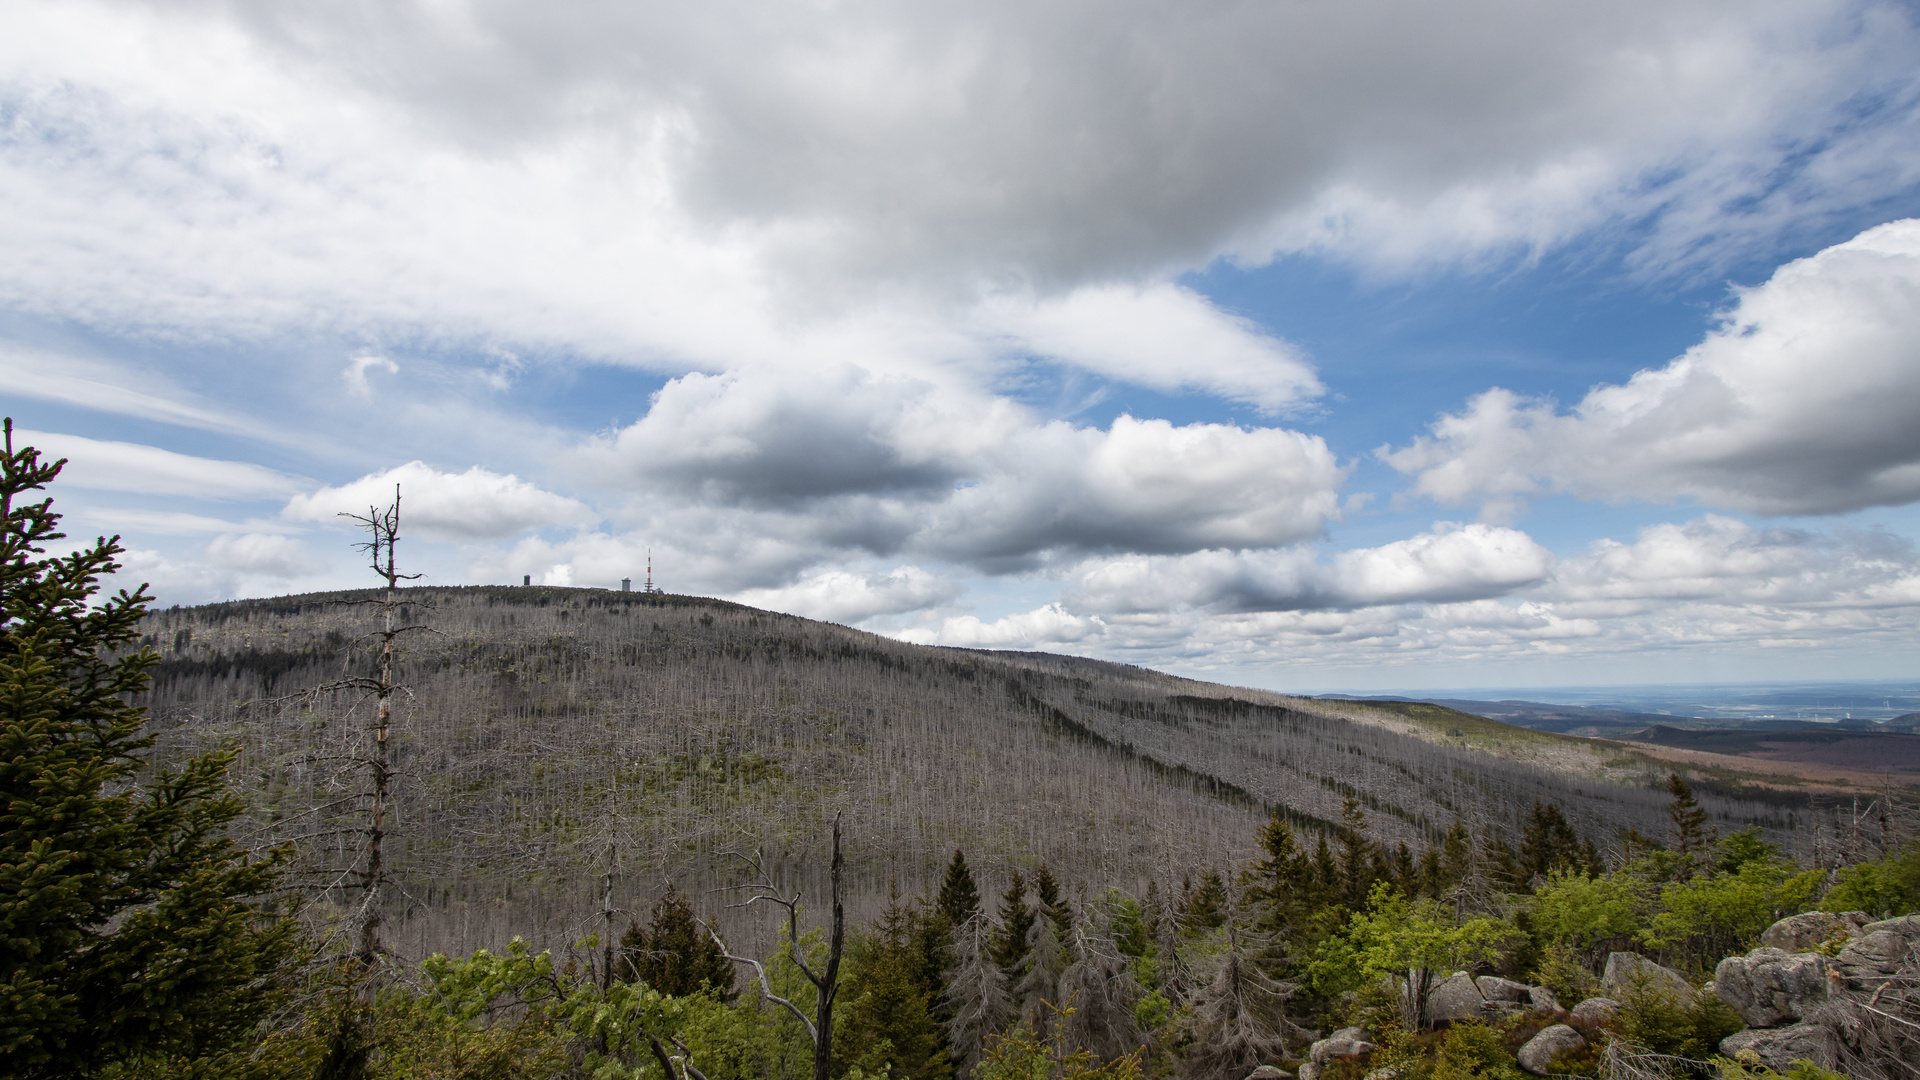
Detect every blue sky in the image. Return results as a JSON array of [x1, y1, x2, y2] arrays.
[[4, 0, 1920, 691]]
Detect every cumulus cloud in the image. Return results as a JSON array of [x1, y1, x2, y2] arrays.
[[929, 416, 1343, 569], [206, 532, 323, 578], [576, 368, 992, 505], [1070, 524, 1553, 615], [17, 428, 304, 499], [733, 566, 963, 625], [573, 367, 1345, 570], [1384, 219, 1920, 517], [284, 462, 593, 541]]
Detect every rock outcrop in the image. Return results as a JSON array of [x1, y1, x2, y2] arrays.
[[1476, 976, 1534, 1006], [1602, 952, 1694, 1000], [1425, 975, 1489, 1024], [1568, 997, 1620, 1023], [1244, 1067, 1290, 1080], [1422, 973, 1556, 1024], [1517, 1025, 1586, 1075], [1720, 1022, 1832, 1070], [1760, 911, 1870, 953], [1714, 909, 1912, 1071], [1715, 948, 1832, 1028], [1835, 915, 1920, 981], [1309, 1027, 1375, 1066]]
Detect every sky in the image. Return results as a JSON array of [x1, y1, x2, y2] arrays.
[[4, 0, 1920, 692]]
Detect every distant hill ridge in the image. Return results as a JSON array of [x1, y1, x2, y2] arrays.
[[139, 585, 1792, 958]]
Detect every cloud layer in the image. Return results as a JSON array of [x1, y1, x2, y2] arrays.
[[1386, 219, 1920, 518], [903, 517, 1920, 673], [283, 462, 594, 542], [2, 0, 1915, 373]]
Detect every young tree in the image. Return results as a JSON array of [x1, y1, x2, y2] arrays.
[[621, 886, 736, 1000], [991, 871, 1034, 984], [1517, 800, 1587, 886], [1242, 814, 1313, 938], [1336, 794, 1378, 907], [1033, 864, 1072, 936], [0, 419, 297, 1074], [938, 849, 983, 929], [1667, 774, 1715, 880], [1324, 882, 1510, 1030], [1181, 870, 1229, 933]]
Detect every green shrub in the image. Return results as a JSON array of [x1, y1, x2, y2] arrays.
[[1612, 982, 1743, 1064], [1821, 843, 1920, 919], [1530, 941, 1599, 1008]]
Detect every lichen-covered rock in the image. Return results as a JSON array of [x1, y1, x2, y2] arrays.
[[1602, 951, 1694, 999], [1714, 947, 1831, 1028], [1476, 976, 1535, 1005], [1720, 1022, 1833, 1071], [1528, 985, 1561, 1012], [1569, 996, 1621, 1023], [1297, 1064, 1321, 1080], [1517, 1025, 1586, 1076], [1244, 1067, 1290, 1080], [1759, 911, 1869, 953], [1309, 1027, 1374, 1065], [1427, 974, 1490, 1024], [1836, 915, 1920, 981], [1362, 1069, 1403, 1080]]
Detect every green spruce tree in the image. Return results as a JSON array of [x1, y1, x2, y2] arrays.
[[937, 849, 982, 928], [1667, 773, 1715, 880], [0, 420, 297, 1075], [622, 886, 735, 999], [1337, 794, 1378, 907], [1032, 863, 1071, 936], [990, 871, 1034, 983]]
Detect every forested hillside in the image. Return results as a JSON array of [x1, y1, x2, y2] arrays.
[[136, 585, 1795, 961]]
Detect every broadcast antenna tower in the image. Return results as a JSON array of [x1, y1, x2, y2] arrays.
[[644, 548, 660, 594]]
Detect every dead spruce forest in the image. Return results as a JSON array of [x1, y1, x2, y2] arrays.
[[138, 584, 1805, 962]]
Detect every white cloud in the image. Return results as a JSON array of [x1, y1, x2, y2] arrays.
[[16, 428, 304, 499], [0, 347, 292, 443], [344, 353, 398, 398], [733, 566, 963, 625], [984, 283, 1323, 413], [929, 416, 1343, 569], [897, 603, 1104, 650], [969, 516, 1920, 674], [206, 532, 323, 578], [0, 0, 1913, 371], [574, 367, 1346, 571], [283, 461, 593, 541], [1068, 524, 1551, 615], [1384, 219, 1920, 518]]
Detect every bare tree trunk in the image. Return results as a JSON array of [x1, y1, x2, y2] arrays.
[[341, 484, 420, 974], [813, 817, 844, 1080]]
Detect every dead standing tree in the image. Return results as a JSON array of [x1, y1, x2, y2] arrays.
[[329, 484, 424, 972], [710, 814, 847, 1080]]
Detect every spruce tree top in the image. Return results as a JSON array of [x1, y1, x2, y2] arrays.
[[936, 848, 980, 927]]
